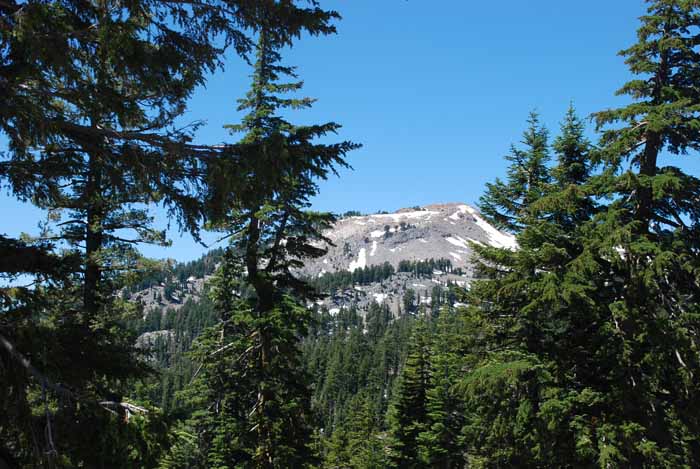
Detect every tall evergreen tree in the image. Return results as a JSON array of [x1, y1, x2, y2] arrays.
[[462, 106, 600, 466], [479, 111, 551, 233], [388, 319, 431, 468], [0, 0, 221, 463], [583, 1, 700, 464], [418, 308, 469, 469], [183, 21, 358, 467], [1, 1, 347, 466], [465, 2, 700, 464], [323, 392, 388, 469]]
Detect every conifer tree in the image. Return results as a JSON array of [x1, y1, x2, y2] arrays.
[[465, 1, 700, 463], [388, 319, 431, 468], [479, 112, 551, 232], [0, 0, 221, 463], [323, 392, 387, 469], [184, 21, 358, 467], [418, 309, 468, 468], [582, 1, 700, 464], [1, 2, 348, 466], [463, 106, 599, 466]]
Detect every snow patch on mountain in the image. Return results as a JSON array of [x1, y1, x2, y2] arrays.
[[349, 248, 367, 272], [370, 210, 439, 222], [304, 202, 518, 279], [373, 293, 388, 304], [464, 205, 517, 250]]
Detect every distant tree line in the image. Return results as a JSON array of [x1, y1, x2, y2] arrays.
[[313, 262, 396, 292], [397, 258, 455, 277]]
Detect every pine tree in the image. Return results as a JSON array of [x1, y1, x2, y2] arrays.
[[462, 106, 599, 466], [388, 319, 431, 468], [184, 22, 358, 468], [322, 392, 387, 469], [1, 2, 347, 466], [464, 2, 700, 463], [581, 1, 700, 464], [418, 308, 469, 469], [0, 0, 219, 460], [479, 111, 551, 232]]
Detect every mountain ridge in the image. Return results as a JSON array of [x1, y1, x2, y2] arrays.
[[305, 202, 515, 276], [129, 202, 515, 317]]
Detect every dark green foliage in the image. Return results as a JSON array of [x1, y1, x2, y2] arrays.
[[397, 258, 454, 277], [462, 105, 605, 467], [4, 1, 700, 468], [313, 262, 396, 292], [322, 392, 389, 468], [170, 251, 316, 468], [304, 303, 413, 439], [177, 15, 358, 466], [0, 1, 353, 467], [584, 2, 700, 464], [461, 3, 700, 464], [402, 288, 417, 314], [388, 319, 431, 468], [418, 309, 471, 468], [340, 210, 364, 218], [479, 111, 551, 232]]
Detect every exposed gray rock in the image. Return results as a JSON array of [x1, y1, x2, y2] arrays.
[[136, 329, 175, 350], [130, 202, 514, 319], [303, 202, 515, 278], [302, 202, 515, 315]]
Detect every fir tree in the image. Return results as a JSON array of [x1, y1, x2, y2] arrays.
[[418, 309, 469, 468], [462, 106, 599, 466], [388, 319, 431, 468], [184, 22, 358, 468], [0, 1, 348, 466], [322, 391, 387, 469], [479, 111, 551, 232], [583, 1, 700, 464]]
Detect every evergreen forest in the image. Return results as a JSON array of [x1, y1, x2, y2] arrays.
[[1, 1, 700, 468]]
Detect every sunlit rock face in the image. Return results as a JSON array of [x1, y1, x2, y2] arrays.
[[303, 202, 515, 277], [301, 203, 516, 314]]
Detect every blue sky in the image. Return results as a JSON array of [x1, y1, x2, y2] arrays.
[[4, 1, 692, 261]]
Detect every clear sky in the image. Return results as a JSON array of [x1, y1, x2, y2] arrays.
[[5, 1, 697, 262]]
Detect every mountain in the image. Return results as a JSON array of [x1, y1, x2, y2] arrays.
[[303, 202, 516, 314], [128, 202, 516, 317], [308, 202, 515, 276], [127, 202, 516, 409]]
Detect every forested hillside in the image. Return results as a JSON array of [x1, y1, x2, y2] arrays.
[[2, 1, 700, 468]]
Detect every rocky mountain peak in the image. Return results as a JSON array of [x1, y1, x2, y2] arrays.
[[304, 202, 516, 278]]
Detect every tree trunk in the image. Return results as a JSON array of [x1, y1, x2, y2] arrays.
[[84, 150, 103, 316]]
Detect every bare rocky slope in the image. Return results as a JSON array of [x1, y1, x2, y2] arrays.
[[305, 202, 515, 276], [302, 202, 516, 314]]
